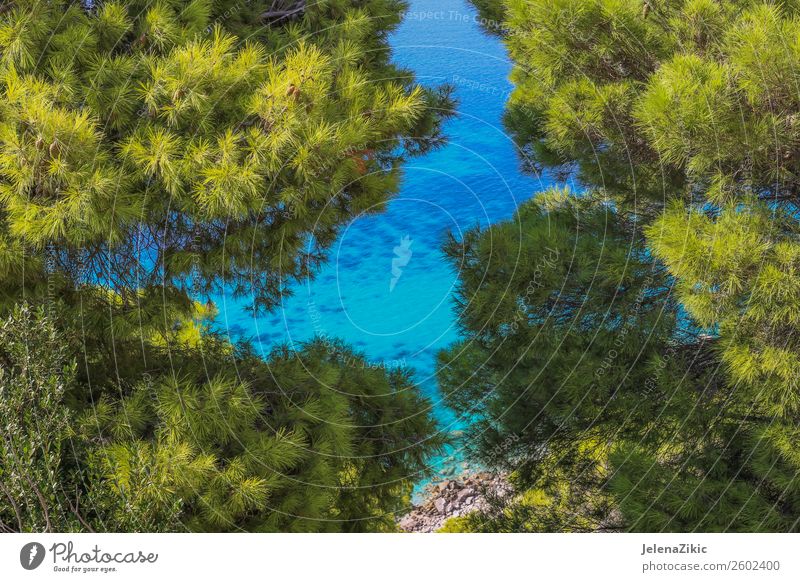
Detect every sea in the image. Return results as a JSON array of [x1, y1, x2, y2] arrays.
[[216, 0, 551, 492]]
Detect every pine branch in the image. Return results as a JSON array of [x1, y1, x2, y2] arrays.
[[260, 0, 305, 22]]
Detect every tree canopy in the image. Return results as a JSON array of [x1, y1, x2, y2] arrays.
[[0, 0, 450, 311], [443, 0, 800, 532], [0, 0, 450, 532]]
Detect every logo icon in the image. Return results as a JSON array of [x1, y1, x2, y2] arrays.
[[390, 235, 413, 292], [20, 542, 46, 570]]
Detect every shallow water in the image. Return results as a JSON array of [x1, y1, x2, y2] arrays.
[[217, 0, 549, 484]]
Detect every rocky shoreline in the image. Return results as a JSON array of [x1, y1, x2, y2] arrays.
[[398, 472, 511, 533]]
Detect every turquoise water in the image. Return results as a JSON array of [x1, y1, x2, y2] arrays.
[[218, 0, 549, 481]]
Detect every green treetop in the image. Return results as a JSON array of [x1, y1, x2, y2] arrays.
[[0, 0, 451, 311], [0, 1, 450, 532], [444, 0, 800, 532]]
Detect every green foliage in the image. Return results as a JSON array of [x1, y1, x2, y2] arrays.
[[451, 0, 800, 532], [470, 0, 507, 35], [79, 336, 443, 532], [438, 192, 680, 531], [439, 192, 675, 468], [442, 446, 616, 533], [0, 300, 444, 532], [437, 515, 472, 532], [0, 305, 78, 532], [498, 0, 683, 201], [0, 1, 450, 532], [0, 0, 451, 311]]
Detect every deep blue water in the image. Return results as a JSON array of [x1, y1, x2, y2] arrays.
[[217, 0, 549, 482]]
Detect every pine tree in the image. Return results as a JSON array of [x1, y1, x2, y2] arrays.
[[0, 1, 450, 532], [438, 191, 679, 531], [0, 0, 451, 312], [446, 0, 800, 532], [80, 328, 443, 532], [469, 0, 507, 35], [0, 303, 444, 532]]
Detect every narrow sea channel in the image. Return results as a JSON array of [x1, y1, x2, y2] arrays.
[[218, 0, 549, 487]]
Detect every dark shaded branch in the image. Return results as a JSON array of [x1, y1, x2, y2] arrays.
[[260, 0, 305, 22], [0, 479, 23, 532], [68, 490, 95, 533]]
